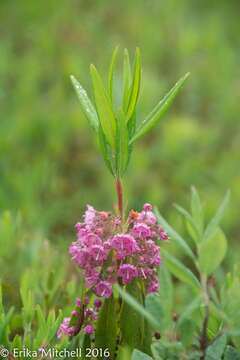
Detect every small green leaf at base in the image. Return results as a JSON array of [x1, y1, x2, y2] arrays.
[[205, 334, 227, 360]]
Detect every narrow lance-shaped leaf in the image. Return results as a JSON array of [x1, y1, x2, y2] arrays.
[[115, 110, 129, 177], [199, 228, 227, 276], [191, 186, 204, 237], [0, 282, 3, 314], [115, 284, 160, 330], [162, 249, 201, 292], [126, 47, 141, 122], [177, 296, 202, 327], [108, 45, 119, 105], [95, 297, 117, 359], [204, 190, 230, 241], [130, 72, 190, 144], [98, 125, 115, 176], [90, 64, 116, 148], [155, 207, 196, 260], [120, 281, 146, 353], [122, 48, 132, 112], [70, 75, 99, 132], [174, 203, 199, 237]]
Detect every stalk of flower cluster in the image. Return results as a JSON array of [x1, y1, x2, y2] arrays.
[[115, 178, 124, 222]]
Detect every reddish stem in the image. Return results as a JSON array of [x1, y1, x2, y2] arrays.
[[115, 178, 123, 221]]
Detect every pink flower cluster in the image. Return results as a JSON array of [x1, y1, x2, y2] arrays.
[[57, 297, 102, 338], [57, 203, 168, 338], [70, 203, 168, 297]]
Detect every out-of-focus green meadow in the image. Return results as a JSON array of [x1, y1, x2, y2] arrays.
[[1, 0, 240, 280]]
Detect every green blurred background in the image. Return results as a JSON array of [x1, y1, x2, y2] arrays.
[[0, 0, 240, 270]]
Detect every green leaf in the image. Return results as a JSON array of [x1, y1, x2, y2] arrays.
[[178, 319, 197, 347], [115, 284, 160, 330], [0, 307, 14, 344], [120, 281, 147, 353], [151, 340, 184, 360], [130, 72, 190, 144], [204, 190, 230, 241], [162, 249, 201, 292], [95, 297, 117, 359], [98, 124, 114, 175], [224, 346, 240, 360], [145, 294, 164, 330], [115, 110, 129, 176], [70, 75, 99, 132], [199, 228, 227, 275], [126, 47, 141, 122], [108, 45, 119, 105], [205, 334, 227, 360], [122, 48, 132, 112], [191, 186, 204, 237], [155, 208, 196, 260], [0, 282, 3, 315], [116, 346, 132, 360], [174, 203, 199, 241], [158, 266, 173, 329], [90, 64, 116, 148], [177, 296, 202, 327], [131, 349, 153, 360]]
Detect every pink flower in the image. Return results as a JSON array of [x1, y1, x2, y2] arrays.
[[132, 223, 151, 238], [95, 281, 112, 298], [94, 299, 102, 309], [57, 318, 76, 338], [147, 278, 159, 293], [84, 205, 97, 228], [143, 203, 153, 211], [159, 228, 169, 241], [110, 234, 140, 259], [85, 308, 97, 320], [118, 264, 138, 284], [84, 324, 94, 335], [89, 244, 107, 265], [76, 298, 81, 307], [85, 268, 99, 287]]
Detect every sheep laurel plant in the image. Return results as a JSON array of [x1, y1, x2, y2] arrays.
[[57, 47, 189, 358]]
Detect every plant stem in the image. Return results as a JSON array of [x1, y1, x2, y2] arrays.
[[115, 178, 123, 221], [200, 274, 210, 359]]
